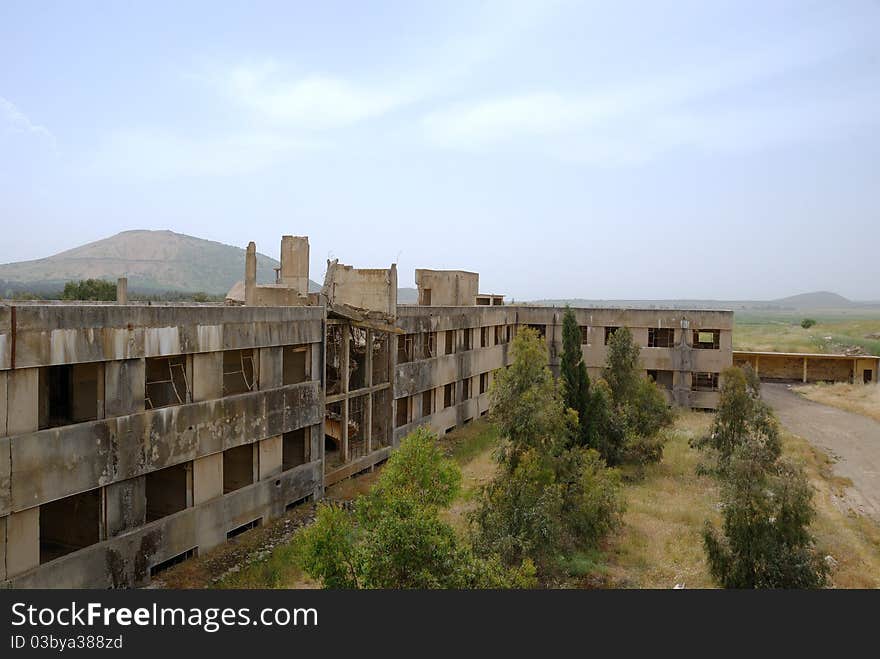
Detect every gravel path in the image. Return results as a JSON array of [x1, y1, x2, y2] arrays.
[[762, 383, 880, 521]]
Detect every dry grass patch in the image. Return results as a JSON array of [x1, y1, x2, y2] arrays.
[[794, 382, 880, 423], [604, 412, 720, 588], [603, 410, 880, 589]]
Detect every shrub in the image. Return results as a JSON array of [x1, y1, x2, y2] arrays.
[[801, 318, 817, 329], [297, 428, 534, 589], [471, 447, 624, 571]]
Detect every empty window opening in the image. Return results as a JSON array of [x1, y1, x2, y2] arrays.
[[146, 463, 190, 522], [692, 329, 721, 350], [866, 370, 873, 384], [648, 328, 675, 348], [326, 324, 344, 396], [479, 373, 489, 395], [494, 325, 504, 345], [421, 332, 436, 359], [371, 389, 391, 448], [349, 327, 368, 391], [372, 332, 390, 384], [463, 329, 473, 351], [397, 333, 415, 364], [647, 370, 674, 390], [282, 345, 309, 385], [444, 383, 456, 408], [222, 349, 257, 396], [39, 363, 100, 429], [420, 288, 432, 306], [223, 444, 255, 494], [422, 389, 433, 417], [444, 330, 455, 355], [506, 326, 514, 342], [445, 425, 456, 435], [580, 326, 590, 345], [493, 297, 503, 306], [462, 378, 471, 400], [348, 394, 368, 460], [693, 372, 720, 391], [396, 396, 410, 428], [604, 327, 619, 345], [150, 548, 197, 577], [40, 489, 101, 564], [325, 401, 344, 470], [476, 296, 490, 306], [283, 427, 309, 470], [480, 326, 490, 348], [227, 518, 262, 540], [145, 355, 190, 410]]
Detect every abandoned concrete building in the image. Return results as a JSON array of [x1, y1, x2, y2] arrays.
[[0, 236, 739, 588]]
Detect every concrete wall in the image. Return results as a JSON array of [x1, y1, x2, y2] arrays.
[[414, 269, 479, 306], [323, 261, 397, 318]]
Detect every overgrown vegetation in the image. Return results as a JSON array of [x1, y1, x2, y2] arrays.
[[558, 308, 672, 468], [694, 366, 828, 588], [296, 427, 536, 588], [468, 327, 625, 578]]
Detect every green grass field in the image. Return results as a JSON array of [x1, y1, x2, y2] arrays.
[[733, 309, 880, 355]]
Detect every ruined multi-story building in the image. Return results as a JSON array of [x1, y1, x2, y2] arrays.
[[0, 236, 735, 588]]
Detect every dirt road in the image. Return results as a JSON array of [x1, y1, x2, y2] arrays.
[[762, 383, 880, 521]]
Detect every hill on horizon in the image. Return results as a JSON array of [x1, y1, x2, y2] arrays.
[[0, 230, 321, 296]]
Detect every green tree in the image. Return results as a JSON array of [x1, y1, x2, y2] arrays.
[[489, 327, 575, 468], [560, 306, 595, 448], [587, 379, 627, 466], [604, 327, 641, 409], [602, 327, 672, 463], [693, 366, 780, 471], [475, 326, 624, 575], [800, 318, 816, 329], [61, 278, 117, 301], [703, 445, 828, 588]]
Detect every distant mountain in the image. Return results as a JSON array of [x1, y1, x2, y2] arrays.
[[0, 230, 321, 296], [770, 291, 854, 308]]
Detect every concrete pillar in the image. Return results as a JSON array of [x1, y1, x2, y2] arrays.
[[6, 506, 39, 577], [245, 242, 257, 306], [105, 358, 145, 417], [116, 277, 128, 305], [192, 453, 223, 505], [105, 477, 146, 538], [259, 347, 283, 390], [258, 436, 282, 480], [7, 368, 38, 436], [803, 357, 808, 383], [192, 352, 223, 402], [279, 235, 309, 294]]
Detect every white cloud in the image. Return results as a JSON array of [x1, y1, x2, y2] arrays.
[[225, 61, 416, 130], [0, 96, 56, 148]]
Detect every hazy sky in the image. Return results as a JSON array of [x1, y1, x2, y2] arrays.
[[1, 1, 878, 300]]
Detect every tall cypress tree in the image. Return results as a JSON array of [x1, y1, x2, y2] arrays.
[[560, 306, 593, 447]]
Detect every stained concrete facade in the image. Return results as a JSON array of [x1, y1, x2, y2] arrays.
[[1, 239, 740, 588]]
